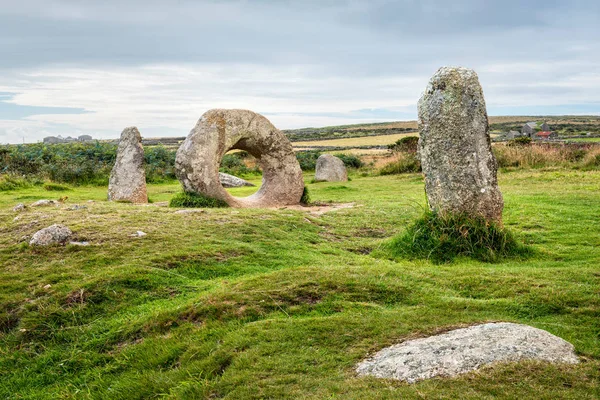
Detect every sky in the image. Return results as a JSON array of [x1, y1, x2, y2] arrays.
[[0, 0, 599, 143]]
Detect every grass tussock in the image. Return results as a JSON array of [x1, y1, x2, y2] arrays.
[[494, 143, 600, 170], [0, 175, 40, 191], [379, 152, 421, 175], [169, 191, 229, 208], [300, 186, 311, 204], [384, 211, 530, 263], [43, 182, 72, 191]]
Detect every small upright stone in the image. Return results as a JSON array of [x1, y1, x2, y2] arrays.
[[108, 127, 148, 203], [314, 154, 348, 182], [418, 67, 503, 223]]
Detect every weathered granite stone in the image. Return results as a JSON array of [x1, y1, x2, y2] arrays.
[[356, 322, 579, 383], [13, 203, 26, 212], [314, 154, 348, 182], [175, 109, 304, 208], [418, 67, 503, 223], [219, 172, 255, 188], [30, 199, 58, 207], [29, 224, 72, 246], [108, 127, 148, 203]]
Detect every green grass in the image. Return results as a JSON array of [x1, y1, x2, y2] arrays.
[[0, 171, 599, 399], [169, 191, 229, 208], [381, 211, 531, 263]]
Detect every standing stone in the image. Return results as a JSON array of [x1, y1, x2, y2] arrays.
[[108, 127, 148, 203], [175, 109, 304, 208], [418, 67, 503, 223], [314, 154, 348, 182]]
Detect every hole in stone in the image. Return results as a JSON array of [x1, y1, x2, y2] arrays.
[[219, 149, 261, 197]]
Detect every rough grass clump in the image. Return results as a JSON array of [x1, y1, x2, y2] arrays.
[[43, 182, 72, 191], [300, 186, 311, 204], [333, 153, 364, 169], [379, 153, 421, 175], [0, 175, 40, 191], [169, 192, 229, 208], [385, 211, 529, 263]]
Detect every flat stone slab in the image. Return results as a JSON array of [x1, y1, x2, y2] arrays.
[[356, 322, 578, 383]]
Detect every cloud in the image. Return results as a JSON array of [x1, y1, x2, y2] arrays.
[[0, 1, 598, 143]]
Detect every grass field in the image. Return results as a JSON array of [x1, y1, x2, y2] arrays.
[[291, 132, 418, 148], [1, 171, 599, 399]]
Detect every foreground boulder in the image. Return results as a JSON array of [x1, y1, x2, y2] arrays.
[[314, 154, 347, 182], [418, 67, 503, 223], [219, 172, 255, 188], [108, 127, 148, 203], [29, 224, 72, 246], [13, 203, 26, 212], [356, 322, 578, 383], [175, 109, 303, 208]]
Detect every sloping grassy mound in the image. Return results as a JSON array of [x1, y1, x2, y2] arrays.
[[385, 211, 530, 263], [169, 191, 229, 208]]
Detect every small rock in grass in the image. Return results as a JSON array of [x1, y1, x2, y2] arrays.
[[29, 224, 72, 246], [130, 231, 147, 237], [356, 322, 578, 383], [13, 203, 26, 212], [30, 199, 58, 207], [69, 241, 90, 246], [66, 205, 87, 211]]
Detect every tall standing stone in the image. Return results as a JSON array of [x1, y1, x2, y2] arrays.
[[418, 67, 503, 222], [108, 127, 148, 203]]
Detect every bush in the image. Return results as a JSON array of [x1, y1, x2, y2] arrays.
[[508, 137, 532, 146], [333, 153, 364, 169], [296, 151, 321, 171], [220, 153, 260, 177], [379, 153, 421, 175], [384, 211, 529, 264], [0, 175, 39, 191], [169, 192, 229, 208], [388, 136, 419, 153]]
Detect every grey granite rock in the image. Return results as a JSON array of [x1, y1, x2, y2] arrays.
[[30, 199, 58, 207], [219, 172, 255, 188], [314, 154, 348, 182], [29, 224, 72, 246], [356, 322, 578, 383], [108, 127, 148, 203], [13, 203, 26, 212], [418, 67, 503, 223]]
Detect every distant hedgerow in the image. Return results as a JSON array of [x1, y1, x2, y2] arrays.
[[169, 191, 229, 208], [384, 211, 530, 263]]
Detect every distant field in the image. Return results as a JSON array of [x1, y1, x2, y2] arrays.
[[566, 137, 600, 143], [292, 132, 418, 148]]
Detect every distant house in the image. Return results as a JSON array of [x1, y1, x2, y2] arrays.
[[78, 135, 93, 142], [521, 122, 538, 137], [541, 122, 550, 132], [43, 136, 61, 144]]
